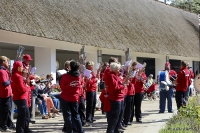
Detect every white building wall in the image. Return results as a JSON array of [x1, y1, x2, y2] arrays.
[[34, 47, 56, 83]]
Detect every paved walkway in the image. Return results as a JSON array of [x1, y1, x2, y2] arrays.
[[1, 98, 177, 133]]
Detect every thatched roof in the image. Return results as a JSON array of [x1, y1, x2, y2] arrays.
[[0, 0, 199, 57]]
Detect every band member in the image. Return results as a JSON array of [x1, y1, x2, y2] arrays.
[[85, 61, 98, 123], [0, 56, 14, 132], [132, 68, 147, 123], [174, 61, 190, 110], [22, 54, 34, 122], [57, 60, 71, 84], [106, 62, 125, 133], [22, 54, 32, 71], [60, 60, 84, 133], [123, 74, 135, 125], [103, 57, 118, 85], [100, 62, 109, 115], [79, 79, 89, 127], [11, 61, 31, 133], [99, 88, 110, 122], [159, 62, 177, 113], [185, 63, 194, 102]]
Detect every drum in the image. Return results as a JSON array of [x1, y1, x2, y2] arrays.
[[194, 73, 200, 92], [158, 71, 171, 90]]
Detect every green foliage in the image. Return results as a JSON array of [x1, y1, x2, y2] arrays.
[[171, 0, 200, 13], [160, 96, 200, 133]]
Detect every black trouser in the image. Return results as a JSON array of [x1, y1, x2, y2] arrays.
[[14, 99, 30, 133], [0, 96, 14, 129], [123, 95, 134, 124], [131, 93, 143, 121], [61, 98, 84, 133], [101, 103, 105, 114], [106, 100, 123, 133], [79, 96, 86, 126], [121, 96, 126, 125], [175, 91, 185, 110], [86, 92, 96, 121]]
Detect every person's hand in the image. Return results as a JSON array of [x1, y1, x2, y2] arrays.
[[39, 100, 42, 104], [41, 94, 47, 98]]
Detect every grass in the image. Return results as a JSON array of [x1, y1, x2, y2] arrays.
[[160, 96, 200, 133]]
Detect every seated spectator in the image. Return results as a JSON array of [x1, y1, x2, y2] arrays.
[[36, 76, 59, 118], [32, 76, 48, 119]]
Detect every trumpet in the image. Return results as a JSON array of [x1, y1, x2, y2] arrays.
[[16, 46, 25, 61], [135, 62, 147, 82]]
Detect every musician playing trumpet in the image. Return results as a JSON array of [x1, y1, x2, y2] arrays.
[[132, 64, 147, 123], [106, 62, 126, 133]]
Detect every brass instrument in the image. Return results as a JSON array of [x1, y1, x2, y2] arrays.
[[124, 61, 135, 84], [16, 46, 25, 61], [135, 62, 147, 82], [79, 46, 86, 74]]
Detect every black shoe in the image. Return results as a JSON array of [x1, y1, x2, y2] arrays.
[[159, 111, 164, 113], [0, 127, 12, 132], [119, 125, 126, 130], [118, 129, 124, 133], [92, 119, 96, 122], [127, 122, 132, 125], [168, 110, 174, 113], [27, 129, 33, 133], [136, 120, 142, 123], [86, 120, 93, 123], [29, 120, 36, 124], [83, 123, 91, 127]]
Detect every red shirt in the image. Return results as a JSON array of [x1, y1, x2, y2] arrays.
[[11, 72, 29, 100], [106, 72, 124, 101], [0, 66, 12, 98], [134, 72, 147, 94], [127, 78, 135, 96], [103, 66, 110, 86], [79, 78, 86, 100], [99, 89, 110, 112], [176, 68, 190, 92], [100, 69, 105, 80], [85, 72, 97, 92], [60, 73, 82, 102]]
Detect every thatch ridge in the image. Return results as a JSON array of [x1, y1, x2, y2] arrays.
[[0, 0, 198, 57]]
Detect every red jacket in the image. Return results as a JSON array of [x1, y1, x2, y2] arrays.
[[60, 73, 82, 102], [0, 66, 12, 98], [127, 78, 135, 96], [85, 72, 97, 92], [134, 72, 147, 94], [176, 68, 190, 92], [79, 78, 86, 100], [106, 72, 124, 101], [100, 69, 106, 80], [124, 87, 128, 95], [99, 89, 110, 112], [103, 66, 110, 86], [11, 72, 29, 100]]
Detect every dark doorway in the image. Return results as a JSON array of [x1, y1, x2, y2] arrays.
[[193, 61, 200, 77], [137, 57, 155, 79], [169, 59, 181, 73]]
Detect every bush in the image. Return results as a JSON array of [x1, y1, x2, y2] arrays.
[[160, 96, 200, 133]]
